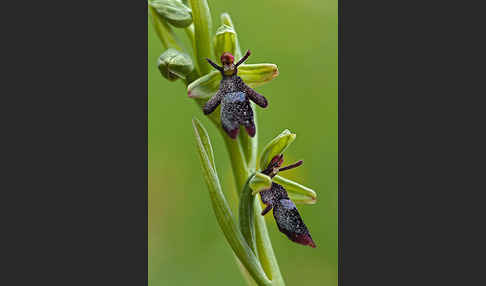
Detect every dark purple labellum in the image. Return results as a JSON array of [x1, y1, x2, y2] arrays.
[[260, 182, 316, 248], [203, 50, 268, 139]]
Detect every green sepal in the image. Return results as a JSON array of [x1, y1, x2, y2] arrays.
[[259, 129, 296, 170], [213, 24, 237, 59], [273, 175, 317, 204], [219, 13, 242, 59]]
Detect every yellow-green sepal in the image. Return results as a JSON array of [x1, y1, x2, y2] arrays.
[[259, 129, 296, 169], [273, 175, 317, 204]]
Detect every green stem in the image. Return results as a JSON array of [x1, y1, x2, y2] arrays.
[[239, 174, 257, 254], [254, 202, 285, 285], [223, 134, 249, 192], [149, 7, 183, 51], [222, 123, 285, 286], [189, 0, 213, 75], [184, 24, 201, 78]]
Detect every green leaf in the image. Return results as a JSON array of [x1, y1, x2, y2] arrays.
[[187, 64, 279, 99], [192, 118, 271, 286], [192, 117, 215, 169], [239, 174, 257, 253], [149, 6, 183, 50], [273, 175, 317, 204], [149, 0, 193, 28], [259, 129, 296, 170], [249, 172, 272, 195], [158, 49, 194, 81], [234, 255, 259, 286], [189, 0, 212, 75], [213, 24, 237, 59]]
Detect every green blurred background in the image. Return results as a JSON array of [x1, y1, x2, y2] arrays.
[[149, 0, 337, 285]]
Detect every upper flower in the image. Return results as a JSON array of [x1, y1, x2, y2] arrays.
[[186, 17, 278, 138], [201, 51, 269, 139]]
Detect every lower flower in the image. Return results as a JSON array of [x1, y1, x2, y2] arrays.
[[260, 182, 316, 248]]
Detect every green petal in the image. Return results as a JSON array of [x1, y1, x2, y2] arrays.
[[149, 0, 193, 28], [158, 49, 194, 81], [259, 129, 296, 169], [273, 175, 317, 204]]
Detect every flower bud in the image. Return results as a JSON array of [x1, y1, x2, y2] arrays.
[[158, 49, 194, 81], [149, 0, 193, 28]]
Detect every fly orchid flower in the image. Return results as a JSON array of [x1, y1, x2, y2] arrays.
[[250, 129, 317, 248], [203, 50, 268, 139]]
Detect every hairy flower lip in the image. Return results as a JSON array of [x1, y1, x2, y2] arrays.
[[259, 182, 316, 248]]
